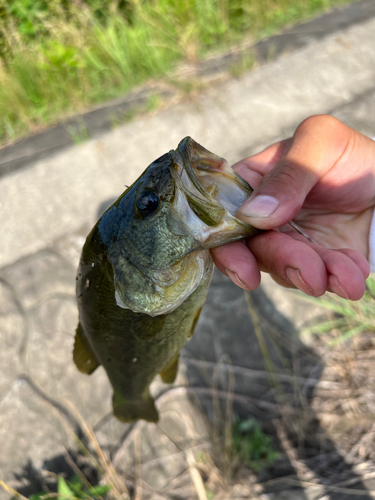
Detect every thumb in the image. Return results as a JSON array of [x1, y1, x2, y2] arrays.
[[236, 158, 318, 230], [236, 115, 351, 229]]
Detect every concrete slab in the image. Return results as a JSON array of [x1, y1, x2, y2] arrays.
[[0, 379, 68, 500], [0, 279, 24, 397]]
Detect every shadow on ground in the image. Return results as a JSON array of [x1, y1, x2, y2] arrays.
[[183, 270, 374, 499]]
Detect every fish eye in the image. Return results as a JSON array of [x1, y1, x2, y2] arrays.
[[136, 191, 160, 218]]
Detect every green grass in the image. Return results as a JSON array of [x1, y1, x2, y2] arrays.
[[301, 276, 375, 345], [0, 0, 356, 144]]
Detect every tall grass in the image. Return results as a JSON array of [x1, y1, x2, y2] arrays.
[[301, 276, 375, 345], [0, 0, 353, 143]]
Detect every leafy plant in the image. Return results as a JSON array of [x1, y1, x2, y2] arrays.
[[232, 415, 280, 471], [27, 475, 111, 500]]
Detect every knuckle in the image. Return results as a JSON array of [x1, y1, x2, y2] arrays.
[[296, 114, 343, 138], [268, 159, 301, 188], [278, 161, 300, 181]]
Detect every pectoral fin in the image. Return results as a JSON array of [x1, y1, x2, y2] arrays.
[[160, 354, 179, 384], [188, 306, 203, 338], [73, 323, 100, 375]]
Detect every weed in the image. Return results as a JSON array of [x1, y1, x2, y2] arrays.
[[109, 106, 138, 128], [1, 475, 111, 500], [301, 276, 375, 346], [27, 475, 111, 500], [109, 112, 122, 129], [229, 52, 255, 78], [65, 119, 90, 145], [231, 414, 280, 471]]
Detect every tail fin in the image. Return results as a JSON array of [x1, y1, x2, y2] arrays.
[[113, 391, 158, 423]]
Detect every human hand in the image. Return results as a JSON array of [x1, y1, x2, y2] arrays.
[[212, 115, 375, 300]]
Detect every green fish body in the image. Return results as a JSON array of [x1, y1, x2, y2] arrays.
[[74, 138, 260, 422]]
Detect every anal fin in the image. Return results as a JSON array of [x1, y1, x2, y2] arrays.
[[73, 323, 100, 375], [160, 354, 179, 384]]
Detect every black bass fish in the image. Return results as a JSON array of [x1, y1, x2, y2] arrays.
[[74, 137, 260, 423]]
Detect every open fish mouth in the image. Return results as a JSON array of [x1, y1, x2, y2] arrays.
[[178, 136, 252, 215], [171, 137, 260, 248]]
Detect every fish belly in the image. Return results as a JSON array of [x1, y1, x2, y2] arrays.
[[107, 268, 212, 423]]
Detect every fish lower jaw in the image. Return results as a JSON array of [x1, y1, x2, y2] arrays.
[[172, 188, 256, 250]]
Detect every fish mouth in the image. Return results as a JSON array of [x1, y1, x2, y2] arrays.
[[171, 137, 260, 248]]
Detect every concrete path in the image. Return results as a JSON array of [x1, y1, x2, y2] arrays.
[[1, 2, 375, 499]]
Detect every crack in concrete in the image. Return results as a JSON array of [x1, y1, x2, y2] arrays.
[[0, 276, 29, 365], [18, 373, 83, 438]]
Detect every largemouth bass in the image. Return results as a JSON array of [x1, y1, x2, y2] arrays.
[[74, 137, 260, 423]]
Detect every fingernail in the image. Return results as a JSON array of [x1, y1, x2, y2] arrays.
[[329, 276, 349, 299], [225, 269, 250, 290], [238, 195, 279, 218], [286, 267, 313, 296]]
